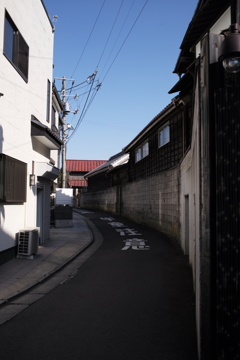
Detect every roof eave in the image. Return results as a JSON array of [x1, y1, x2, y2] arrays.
[[180, 0, 232, 51], [84, 166, 108, 180], [123, 98, 180, 152]]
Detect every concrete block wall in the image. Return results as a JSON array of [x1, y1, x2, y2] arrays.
[[121, 166, 180, 241], [81, 165, 181, 242], [81, 188, 117, 213]]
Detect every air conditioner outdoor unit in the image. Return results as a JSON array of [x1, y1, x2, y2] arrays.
[[17, 228, 39, 258]]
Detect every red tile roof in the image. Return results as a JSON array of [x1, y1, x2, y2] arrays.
[[68, 180, 88, 187], [66, 160, 106, 172]]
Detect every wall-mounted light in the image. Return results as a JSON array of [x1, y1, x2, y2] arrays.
[[29, 174, 35, 187], [218, 24, 240, 73]]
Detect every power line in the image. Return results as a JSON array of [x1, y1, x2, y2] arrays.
[[67, 81, 99, 100], [64, 79, 90, 92], [57, 0, 148, 145], [86, 120, 138, 131], [99, 0, 136, 79], [67, 72, 98, 142], [101, 0, 149, 83], [97, 0, 125, 68], [71, 0, 106, 78], [80, 81, 101, 119]]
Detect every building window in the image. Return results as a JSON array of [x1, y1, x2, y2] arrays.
[[135, 141, 149, 162], [159, 124, 170, 147], [0, 154, 27, 203], [51, 106, 56, 128], [3, 11, 29, 81], [46, 80, 51, 122], [184, 105, 192, 151]]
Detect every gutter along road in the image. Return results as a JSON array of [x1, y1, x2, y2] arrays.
[[0, 210, 198, 360]]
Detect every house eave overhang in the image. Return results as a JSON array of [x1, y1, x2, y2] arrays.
[[168, 71, 194, 94], [106, 160, 129, 175], [108, 153, 129, 170], [84, 165, 108, 180], [84, 153, 129, 179], [172, 49, 195, 76], [35, 162, 60, 180], [31, 118, 63, 150], [172, 0, 232, 76]]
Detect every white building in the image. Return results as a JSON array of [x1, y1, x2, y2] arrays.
[[0, 0, 62, 264]]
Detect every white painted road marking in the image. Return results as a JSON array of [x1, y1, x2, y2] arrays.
[[116, 228, 142, 236], [121, 238, 150, 250], [100, 217, 115, 221], [108, 222, 126, 228], [99, 217, 151, 250]]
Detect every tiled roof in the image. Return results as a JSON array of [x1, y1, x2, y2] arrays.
[[68, 180, 87, 187], [66, 160, 106, 172]]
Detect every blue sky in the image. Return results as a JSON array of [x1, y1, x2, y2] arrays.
[[44, 0, 198, 160]]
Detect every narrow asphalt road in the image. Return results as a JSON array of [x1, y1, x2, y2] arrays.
[[0, 210, 198, 360]]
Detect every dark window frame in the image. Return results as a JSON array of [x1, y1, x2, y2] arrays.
[[3, 10, 29, 82], [135, 141, 149, 163], [0, 154, 27, 203], [158, 123, 170, 148]]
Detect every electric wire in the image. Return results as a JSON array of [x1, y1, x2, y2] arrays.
[[62, 0, 149, 142], [71, 0, 106, 78], [65, 0, 106, 102], [67, 81, 99, 99], [99, 0, 136, 79], [81, 81, 101, 119], [67, 85, 95, 142], [67, 73, 97, 142], [65, 72, 98, 102], [101, 0, 149, 83], [63, 79, 91, 92], [67, 80, 100, 124], [64, 79, 87, 103], [97, 0, 125, 68]]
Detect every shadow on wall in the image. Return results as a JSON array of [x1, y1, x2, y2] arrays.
[[0, 229, 19, 266], [0, 125, 3, 152], [0, 125, 19, 266], [0, 124, 5, 227]]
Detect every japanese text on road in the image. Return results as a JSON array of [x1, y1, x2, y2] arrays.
[[100, 217, 150, 250]]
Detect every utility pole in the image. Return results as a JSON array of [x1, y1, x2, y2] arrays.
[[55, 76, 74, 188], [55, 71, 97, 188], [62, 76, 67, 188]]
